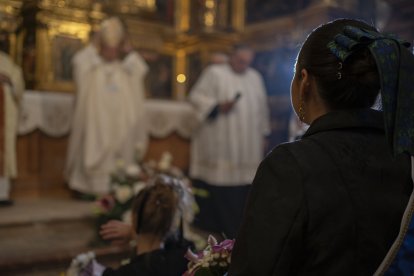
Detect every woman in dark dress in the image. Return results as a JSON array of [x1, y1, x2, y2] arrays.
[[102, 176, 192, 276], [229, 19, 414, 275]]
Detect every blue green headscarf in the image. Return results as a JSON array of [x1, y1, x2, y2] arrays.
[[327, 25, 413, 157]]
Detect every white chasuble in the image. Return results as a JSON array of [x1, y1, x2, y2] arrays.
[[66, 47, 148, 194], [189, 64, 270, 186]]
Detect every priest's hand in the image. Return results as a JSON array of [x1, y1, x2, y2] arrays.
[[99, 220, 133, 246]]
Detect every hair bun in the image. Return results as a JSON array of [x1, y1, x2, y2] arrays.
[[297, 19, 381, 109]]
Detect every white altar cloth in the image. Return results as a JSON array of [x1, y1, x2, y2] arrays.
[[18, 90, 197, 138]]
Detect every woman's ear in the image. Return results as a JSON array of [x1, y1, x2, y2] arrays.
[[299, 68, 310, 101]]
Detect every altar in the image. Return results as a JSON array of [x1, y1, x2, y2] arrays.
[[13, 91, 197, 198]]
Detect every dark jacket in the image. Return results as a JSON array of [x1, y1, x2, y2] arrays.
[[229, 109, 412, 276], [102, 248, 188, 276], [103, 239, 192, 276]]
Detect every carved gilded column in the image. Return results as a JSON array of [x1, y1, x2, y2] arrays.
[[174, 49, 187, 100], [175, 0, 190, 33], [0, 0, 22, 60], [201, 0, 217, 32], [232, 0, 245, 32]]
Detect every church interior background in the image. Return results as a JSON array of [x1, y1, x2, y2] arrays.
[[0, 0, 413, 275]]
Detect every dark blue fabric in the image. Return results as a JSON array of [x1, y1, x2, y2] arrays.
[[384, 214, 414, 275], [192, 179, 251, 239]]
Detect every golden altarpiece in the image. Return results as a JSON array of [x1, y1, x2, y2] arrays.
[[0, 0, 389, 198]]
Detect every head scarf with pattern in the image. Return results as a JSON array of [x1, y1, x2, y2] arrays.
[[327, 25, 414, 157]]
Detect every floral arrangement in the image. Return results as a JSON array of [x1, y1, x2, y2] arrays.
[[93, 145, 190, 243], [66, 251, 106, 276], [184, 235, 235, 276]]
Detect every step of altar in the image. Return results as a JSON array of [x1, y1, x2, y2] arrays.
[[0, 197, 130, 275]]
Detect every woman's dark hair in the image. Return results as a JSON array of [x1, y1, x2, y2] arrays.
[[297, 19, 381, 110], [132, 175, 181, 239]]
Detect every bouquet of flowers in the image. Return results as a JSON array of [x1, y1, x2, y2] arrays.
[[93, 147, 190, 243], [184, 235, 235, 276], [66, 251, 106, 276]]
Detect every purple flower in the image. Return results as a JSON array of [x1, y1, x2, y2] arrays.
[[183, 237, 235, 275], [211, 239, 235, 253]]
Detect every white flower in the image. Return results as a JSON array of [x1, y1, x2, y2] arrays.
[[126, 164, 141, 177], [66, 251, 96, 276], [158, 161, 170, 171], [133, 181, 146, 195], [122, 210, 132, 224], [115, 186, 133, 204], [158, 152, 173, 171], [120, 258, 131, 266], [76, 251, 95, 267]]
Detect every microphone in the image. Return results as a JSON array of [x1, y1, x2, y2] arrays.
[[207, 92, 242, 121]]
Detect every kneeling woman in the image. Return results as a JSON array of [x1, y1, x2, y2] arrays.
[[102, 175, 193, 276]]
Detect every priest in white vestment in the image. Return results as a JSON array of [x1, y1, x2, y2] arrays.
[[0, 51, 24, 206], [65, 17, 148, 196], [189, 45, 270, 238]]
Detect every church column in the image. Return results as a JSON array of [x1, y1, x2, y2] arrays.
[[174, 49, 186, 100], [174, 0, 190, 33], [0, 0, 23, 60], [231, 0, 245, 32], [0, 85, 4, 177]]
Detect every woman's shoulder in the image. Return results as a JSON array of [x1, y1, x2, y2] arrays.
[[263, 139, 325, 176], [147, 247, 189, 276], [265, 140, 317, 163], [257, 143, 303, 181], [103, 247, 189, 276], [144, 246, 189, 275]]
